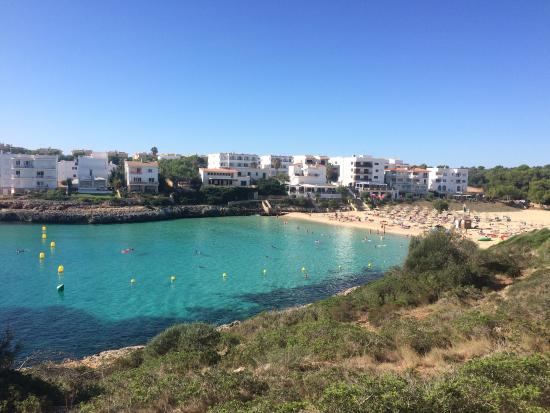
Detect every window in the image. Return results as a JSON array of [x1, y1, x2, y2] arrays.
[[148, 178, 155, 183], [15, 170, 20, 176], [15, 160, 20, 166], [133, 177, 142, 183], [37, 171, 44, 178], [37, 181, 44, 186], [136, 168, 142, 174], [148, 169, 153, 173]]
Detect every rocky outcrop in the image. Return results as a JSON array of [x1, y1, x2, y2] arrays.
[[0, 198, 267, 224]]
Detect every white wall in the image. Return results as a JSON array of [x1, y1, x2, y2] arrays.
[[427, 167, 469, 193], [329, 155, 385, 186]]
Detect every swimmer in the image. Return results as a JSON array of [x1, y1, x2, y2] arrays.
[[16, 248, 27, 254]]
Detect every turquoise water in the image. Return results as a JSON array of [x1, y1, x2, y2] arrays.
[[0, 216, 409, 362]]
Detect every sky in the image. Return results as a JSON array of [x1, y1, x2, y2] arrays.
[[0, 0, 549, 167]]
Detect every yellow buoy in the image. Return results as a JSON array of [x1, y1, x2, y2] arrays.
[[57, 265, 64, 274], [170, 275, 176, 282], [42, 226, 47, 231], [39, 252, 45, 260], [222, 272, 227, 278], [301, 267, 306, 272], [41, 233, 47, 240], [50, 241, 56, 248], [130, 278, 136, 284], [262, 269, 267, 275], [368, 262, 372, 268]]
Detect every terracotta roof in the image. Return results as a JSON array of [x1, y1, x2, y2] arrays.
[[200, 168, 238, 173], [125, 161, 158, 168]]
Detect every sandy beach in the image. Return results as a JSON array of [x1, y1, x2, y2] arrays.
[[286, 205, 550, 248]]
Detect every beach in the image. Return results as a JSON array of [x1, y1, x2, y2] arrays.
[[286, 205, 550, 248]]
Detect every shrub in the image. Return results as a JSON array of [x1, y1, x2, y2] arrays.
[[433, 199, 449, 212], [145, 323, 221, 365]]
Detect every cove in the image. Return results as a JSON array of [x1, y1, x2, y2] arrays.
[[0, 216, 409, 362]]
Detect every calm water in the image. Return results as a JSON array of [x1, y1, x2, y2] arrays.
[[0, 216, 408, 362]]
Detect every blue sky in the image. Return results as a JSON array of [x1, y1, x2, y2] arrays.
[[1, 0, 549, 167]]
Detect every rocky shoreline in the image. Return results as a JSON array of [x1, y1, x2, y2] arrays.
[[0, 198, 267, 224]]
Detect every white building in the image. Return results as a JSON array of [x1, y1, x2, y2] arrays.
[[57, 152, 116, 193], [124, 161, 159, 193], [0, 153, 58, 195], [329, 155, 386, 187], [57, 160, 77, 185], [260, 155, 294, 171], [385, 167, 429, 196], [157, 153, 183, 161], [207, 153, 267, 182], [427, 167, 469, 194], [76, 152, 114, 193], [199, 168, 251, 187], [287, 160, 341, 199], [293, 155, 329, 167]]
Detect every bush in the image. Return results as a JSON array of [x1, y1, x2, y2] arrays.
[[433, 199, 449, 212], [145, 323, 221, 365]]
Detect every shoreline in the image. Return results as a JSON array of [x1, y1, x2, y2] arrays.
[[285, 209, 550, 248]]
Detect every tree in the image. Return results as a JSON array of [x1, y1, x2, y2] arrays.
[[159, 156, 201, 190], [151, 147, 158, 158], [109, 164, 125, 190], [528, 179, 550, 205], [256, 178, 286, 196]]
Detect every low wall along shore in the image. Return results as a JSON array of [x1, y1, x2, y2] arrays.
[[0, 199, 265, 224]]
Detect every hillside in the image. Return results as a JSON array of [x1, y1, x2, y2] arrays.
[[1, 228, 549, 412]]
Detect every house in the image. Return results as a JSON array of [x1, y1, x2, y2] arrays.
[[385, 167, 429, 196], [0, 153, 58, 195], [427, 167, 469, 194], [76, 152, 115, 194], [199, 168, 251, 187], [293, 155, 329, 166], [58, 152, 116, 193], [124, 161, 159, 193], [207, 153, 267, 182], [329, 155, 386, 187], [286, 161, 341, 199]]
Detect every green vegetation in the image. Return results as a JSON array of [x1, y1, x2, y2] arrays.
[[1, 230, 550, 412], [469, 164, 550, 204], [432, 199, 449, 212], [256, 178, 286, 196], [158, 156, 205, 191]]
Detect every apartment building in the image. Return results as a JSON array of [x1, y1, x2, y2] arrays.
[[199, 168, 251, 187], [259, 154, 294, 176], [207, 153, 267, 182], [329, 155, 386, 187], [427, 167, 469, 194], [58, 160, 78, 185], [287, 160, 341, 199], [124, 161, 159, 193], [0, 153, 58, 195], [58, 152, 115, 193], [385, 167, 429, 196]]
